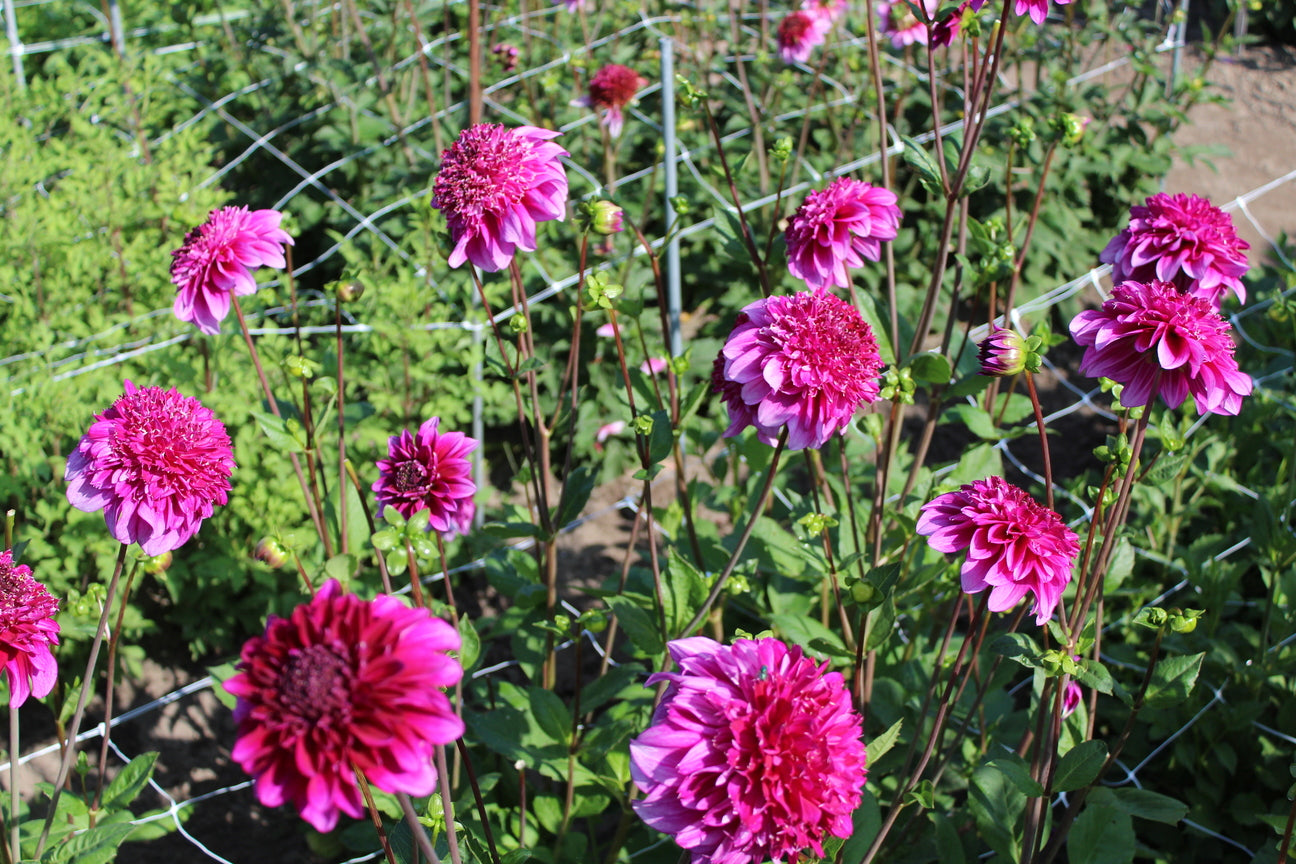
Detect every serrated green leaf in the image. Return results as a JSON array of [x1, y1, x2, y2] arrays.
[[606, 596, 664, 657], [1068, 804, 1135, 864], [910, 351, 952, 385], [1090, 787, 1188, 825], [867, 717, 903, 766], [991, 632, 1043, 669], [1073, 658, 1114, 695], [458, 614, 482, 674], [553, 465, 596, 530], [100, 751, 158, 812], [1053, 740, 1107, 792], [41, 823, 137, 864], [1145, 652, 1205, 709], [986, 754, 1045, 797], [528, 687, 572, 746]]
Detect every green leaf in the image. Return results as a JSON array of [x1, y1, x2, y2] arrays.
[[969, 763, 1026, 862], [837, 788, 882, 862], [945, 403, 1000, 440], [664, 549, 707, 637], [991, 632, 1043, 669], [865, 596, 897, 651], [500, 850, 534, 864], [250, 410, 305, 454], [901, 135, 944, 195], [482, 521, 545, 540], [1145, 652, 1205, 709], [867, 718, 903, 766], [1067, 804, 1135, 864], [769, 614, 849, 660], [580, 663, 645, 715], [909, 352, 952, 386], [100, 751, 158, 811], [1073, 658, 1114, 695], [553, 465, 596, 530], [932, 811, 966, 864], [986, 754, 1045, 797], [606, 596, 664, 657], [41, 823, 138, 864], [458, 615, 482, 674], [528, 687, 572, 746], [1090, 787, 1188, 825], [1053, 740, 1108, 792], [647, 409, 674, 466]]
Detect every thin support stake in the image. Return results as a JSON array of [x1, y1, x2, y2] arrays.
[[661, 37, 683, 359]]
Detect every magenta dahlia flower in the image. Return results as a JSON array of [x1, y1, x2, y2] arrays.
[[431, 123, 569, 272], [373, 417, 478, 534], [803, 0, 847, 24], [1012, 0, 1069, 25], [777, 10, 831, 64], [1062, 678, 1082, 717], [0, 552, 59, 708], [1069, 280, 1252, 416], [573, 64, 648, 138], [714, 289, 884, 451], [227, 579, 463, 832], [1099, 193, 1250, 306], [170, 206, 293, 335], [785, 177, 901, 291], [917, 476, 1078, 625], [65, 381, 235, 556], [876, 0, 968, 47], [630, 637, 867, 864]]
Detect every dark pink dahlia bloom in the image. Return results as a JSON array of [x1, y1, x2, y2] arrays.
[[65, 381, 235, 556], [978, 325, 1028, 377], [1099, 193, 1250, 306], [228, 579, 463, 832], [431, 123, 569, 272], [373, 417, 478, 534], [170, 206, 293, 335], [574, 64, 648, 138], [0, 552, 59, 708], [715, 289, 884, 451], [1062, 678, 1082, 717], [785, 177, 900, 291], [1069, 280, 1252, 416], [777, 10, 831, 64], [1013, 0, 1069, 24], [917, 476, 1078, 625], [630, 637, 867, 864]]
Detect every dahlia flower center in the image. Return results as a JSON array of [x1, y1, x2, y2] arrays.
[[590, 68, 641, 108], [393, 460, 429, 493], [773, 299, 876, 394], [434, 126, 533, 220], [110, 404, 224, 495], [781, 13, 814, 41], [280, 643, 352, 722]]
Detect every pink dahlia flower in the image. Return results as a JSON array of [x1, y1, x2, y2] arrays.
[[227, 579, 463, 832], [0, 552, 59, 708], [785, 177, 901, 291], [876, 0, 967, 47], [1013, 0, 1069, 25], [431, 124, 569, 272], [978, 325, 1028, 377], [65, 381, 235, 556], [441, 498, 476, 542], [777, 10, 831, 64], [917, 476, 1078, 625], [373, 417, 478, 534], [630, 637, 867, 864], [596, 420, 627, 444], [803, 0, 847, 25], [170, 206, 293, 335], [1099, 193, 1250, 306], [1069, 280, 1252, 416], [1062, 678, 1082, 717], [714, 289, 884, 451], [573, 65, 648, 138]]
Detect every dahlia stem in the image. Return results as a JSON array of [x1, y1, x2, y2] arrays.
[[397, 792, 441, 864], [1024, 371, 1055, 511], [404, 538, 426, 608], [231, 295, 330, 551], [860, 0, 900, 358], [677, 431, 788, 638], [336, 293, 349, 556], [35, 543, 128, 858], [436, 746, 463, 864], [698, 98, 772, 298], [92, 558, 142, 819], [344, 459, 394, 594], [352, 764, 399, 864], [454, 738, 500, 864], [9, 696, 18, 864]]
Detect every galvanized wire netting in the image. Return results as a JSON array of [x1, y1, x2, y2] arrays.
[[2, 0, 1295, 860]]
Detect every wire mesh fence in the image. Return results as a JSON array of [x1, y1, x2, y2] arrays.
[[2, 0, 1294, 860]]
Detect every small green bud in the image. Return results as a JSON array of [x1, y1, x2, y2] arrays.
[[669, 195, 691, 216], [254, 537, 290, 569], [633, 414, 654, 436], [143, 550, 173, 575], [509, 314, 529, 334], [285, 355, 317, 379], [1170, 608, 1204, 634], [850, 580, 877, 604], [770, 136, 793, 161], [336, 280, 365, 303]]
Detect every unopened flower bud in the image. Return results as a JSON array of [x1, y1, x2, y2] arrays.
[[337, 280, 365, 303], [144, 551, 172, 575], [581, 199, 623, 235], [978, 326, 1028, 377], [255, 537, 290, 569]]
